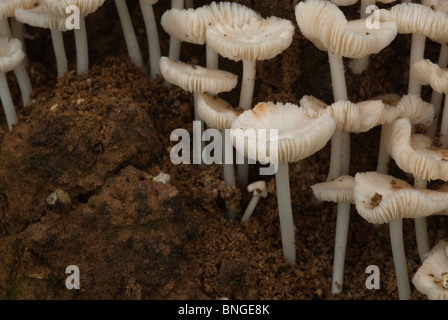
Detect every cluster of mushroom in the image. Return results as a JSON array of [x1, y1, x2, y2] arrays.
[[299, 0, 448, 300]]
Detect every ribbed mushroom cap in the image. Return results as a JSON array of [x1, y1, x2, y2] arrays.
[[411, 59, 448, 94], [161, 1, 261, 45], [353, 172, 448, 224], [15, 4, 68, 31], [0, 0, 36, 17], [381, 94, 435, 125], [300, 95, 385, 133], [311, 175, 355, 203], [380, 2, 448, 44], [412, 240, 448, 300], [197, 93, 241, 130], [295, 0, 397, 58], [40, 0, 105, 17], [205, 16, 295, 62], [159, 56, 238, 94], [230, 101, 336, 164], [0, 37, 25, 73], [385, 118, 448, 181], [330, 0, 396, 6]]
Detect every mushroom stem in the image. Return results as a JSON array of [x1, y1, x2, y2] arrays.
[[408, 33, 426, 95], [348, 0, 376, 75], [275, 161, 296, 264], [389, 218, 411, 300], [241, 195, 260, 222], [427, 43, 448, 138], [115, 0, 145, 70], [331, 201, 351, 294], [0, 18, 9, 37], [50, 28, 68, 77], [12, 60, 32, 106], [328, 51, 352, 294], [376, 124, 389, 174], [440, 93, 448, 146], [414, 177, 430, 262], [222, 129, 236, 187], [185, 0, 194, 9], [0, 72, 19, 131], [140, 0, 162, 78], [237, 59, 256, 186], [168, 0, 184, 62], [74, 16, 89, 74], [193, 91, 204, 167], [206, 45, 219, 70], [239, 59, 256, 110]]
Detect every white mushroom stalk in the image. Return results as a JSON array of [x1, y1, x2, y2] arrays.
[[114, 0, 144, 70], [41, 0, 106, 75], [412, 240, 448, 300], [230, 101, 336, 263], [0, 37, 24, 130], [15, 4, 69, 77], [206, 15, 294, 185], [241, 180, 268, 222], [168, 0, 184, 62], [140, 0, 161, 78]]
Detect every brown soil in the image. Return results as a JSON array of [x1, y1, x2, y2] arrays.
[[0, 0, 447, 300]]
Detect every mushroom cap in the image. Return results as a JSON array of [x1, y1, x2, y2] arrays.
[[330, 0, 396, 6], [381, 94, 435, 125], [380, 3, 448, 44], [230, 101, 336, 164], [197, 93, 241, 130], [15, 4, 69, 31], [412, 240, 448, 300], [423, 0, 448, 14], [161, 1, 261, 45], [40, 0, 105, 16], [353, 171, 448, 224], [0, 37, 25, 73], [159, 56, 238, 94], [385, 118, 448, 181], [0, 0, 36, 17], [205, 16, 295, 62], [295, 0, 398, 58], [247, 180, 268, 198], [311, 175, 355, 203], [411, 59, 448, 94], [300, 95, 385, 133]]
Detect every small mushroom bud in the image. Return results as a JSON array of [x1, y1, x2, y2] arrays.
[[46, 189, 71, 212], [241, 180, 268, 222]]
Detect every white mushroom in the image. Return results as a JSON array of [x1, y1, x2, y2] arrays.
[[206, 15, 294, 185], [161, 1, 261, 70], [241, 180, 268, 222], [0, 36, 24, 130], [412, 240, 448, 300], [230, 101, 336, 263]]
